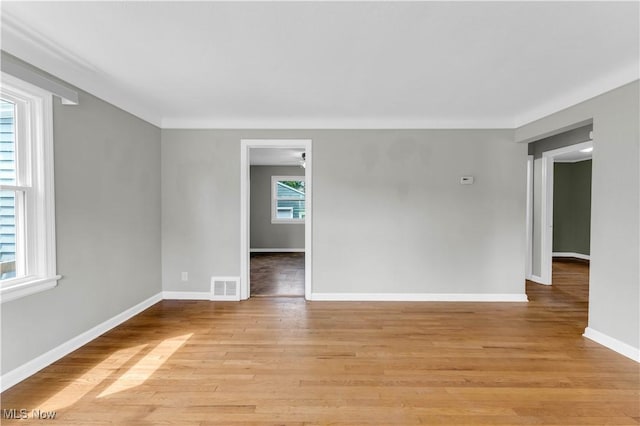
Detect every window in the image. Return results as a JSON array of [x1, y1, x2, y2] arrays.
[[271, 176, 305, 223], [0, 73, 59, 303]]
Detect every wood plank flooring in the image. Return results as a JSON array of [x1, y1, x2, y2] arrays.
[[250, 252, 304, 297], [2, 260, 639, 425]]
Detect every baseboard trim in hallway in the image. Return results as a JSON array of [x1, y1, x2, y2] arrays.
[[553, 252, 590, 261], [250, 248, 305, 253]]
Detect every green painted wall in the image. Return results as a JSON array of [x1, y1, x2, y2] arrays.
[[553, 160, 591, 255]]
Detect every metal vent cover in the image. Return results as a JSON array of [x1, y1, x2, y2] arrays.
[[210, 276, 240, 301]]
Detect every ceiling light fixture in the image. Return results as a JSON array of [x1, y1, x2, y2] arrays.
[[300, 152, 306, 169], [580, 147, 593, 153]]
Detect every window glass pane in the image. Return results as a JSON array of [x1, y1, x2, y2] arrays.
[[277, 180, 305, 199], [0, 100, 16, 186], [0, 190, 17, 280], [277, 199, 305, 219], [273, 178, 305, 222]]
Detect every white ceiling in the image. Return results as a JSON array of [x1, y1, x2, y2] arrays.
[[554, 150, 592, 163], [250, 148, 305, 166], [1, 2, 638, 129]]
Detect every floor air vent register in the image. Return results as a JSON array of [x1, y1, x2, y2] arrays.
[[210, 277, 240, 301]]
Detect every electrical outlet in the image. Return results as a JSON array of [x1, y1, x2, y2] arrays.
[[181, 272, 188, 282]]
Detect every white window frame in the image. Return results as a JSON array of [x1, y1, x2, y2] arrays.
[[0, 73, 60, 303], [276, 206, 294, 219], [271, 175, 305, 224]]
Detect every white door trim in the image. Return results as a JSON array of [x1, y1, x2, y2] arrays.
[[525, 155, 534, 279], [539, 140, 593, 285], [240, 139, 312, 300]]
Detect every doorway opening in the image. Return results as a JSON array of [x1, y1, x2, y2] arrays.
[[526, 133, 593, 286], [240, 139, 312, 300], [525, 124, 594, 340]]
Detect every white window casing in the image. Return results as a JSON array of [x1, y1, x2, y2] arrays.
[[0, 73, 60, 303]]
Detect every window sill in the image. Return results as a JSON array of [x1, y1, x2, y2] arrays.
[[0, 275, 61, 304], [271, 220, 306, 224]]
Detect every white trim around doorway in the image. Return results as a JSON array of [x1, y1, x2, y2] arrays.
[[525, 155, 534, 279], [538, 140, 593, 285], [240, 139, 312, 300]]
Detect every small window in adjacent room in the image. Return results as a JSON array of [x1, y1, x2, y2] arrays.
[[0, 74, 59, 303], [271, 176, 305, 223]]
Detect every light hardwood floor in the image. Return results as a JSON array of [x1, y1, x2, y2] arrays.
[[1, 260, 638, 425]]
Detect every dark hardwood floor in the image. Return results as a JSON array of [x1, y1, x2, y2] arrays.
[[250, 252, 304, 297], [2, 259, 639, 425]]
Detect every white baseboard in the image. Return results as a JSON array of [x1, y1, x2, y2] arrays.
[[310, 293, 528, 302], [528, 275, 551, 285], [583, 327, 640, 363], [553, 252, 590, 260], [250, 248, 305, 253], [162, 291, 211, 300], [0, 292, 162, 392]]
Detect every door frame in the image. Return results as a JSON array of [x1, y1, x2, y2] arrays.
[[240, 139, 312, 300], [537, 140, 593, 285], [525, 155, 534, 279]]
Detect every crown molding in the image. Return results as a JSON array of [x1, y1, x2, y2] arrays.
[[1, 12, 162, 128], [1, 11, 100, 75], [514, 62, 640, 128], [160, 117, 515, 130]]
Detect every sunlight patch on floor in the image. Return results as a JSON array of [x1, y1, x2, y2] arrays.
[[97, 333, 192, 398], [40, 344, 146, 410]]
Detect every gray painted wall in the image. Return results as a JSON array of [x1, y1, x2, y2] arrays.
[[528, 124, 592, 158], [161, 129, 527, 296], [517, 81, 640, 351], [161, 130, 240, 292], [553, 160, 591, 255], [250, 166, 305, 249], [0, 56, 162, 374]]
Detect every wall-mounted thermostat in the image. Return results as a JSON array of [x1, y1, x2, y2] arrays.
[[460, 176, 474, 185]]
